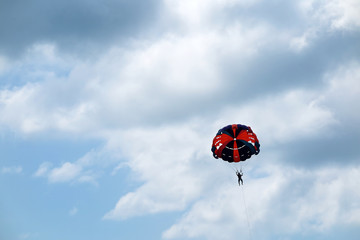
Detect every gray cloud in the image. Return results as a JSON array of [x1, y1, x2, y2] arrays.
[[0, 0, 162, 57], [277, 131, 360, 168], [221, 0, 306, 30], [220, 31, 360, 103]]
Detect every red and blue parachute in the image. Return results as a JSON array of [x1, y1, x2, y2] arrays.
[[211, 124, 260, 162]]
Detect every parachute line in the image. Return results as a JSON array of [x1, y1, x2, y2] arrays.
[[241, 185, 253, 240]]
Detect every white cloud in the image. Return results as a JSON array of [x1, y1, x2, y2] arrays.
[[0, 83, 42, 133], [0, 22, 270, 135], [289, 29, 318, 52], [103, 123, 211, 220], [33, 145, 120, 185], [163, 165, 360, 239], [300, 0, 360, 30], [48, 162, 82, 183], [19, 233, 31, 240], [290, 0, 360, 52], [321, 0, 360, 30], [69, 207, 79, 216], [0, 81, 98, 135], [162, 183, 253, 240], [34, 162, 52, 177], [0, 55, 10, 74], [164, 0, 260, 31], [215, 89, 337, 147], [1, 166, 23, 174], [320, 61, 360, 125]]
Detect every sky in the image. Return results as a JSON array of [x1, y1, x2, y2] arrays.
[[1, 0, 360, 239]]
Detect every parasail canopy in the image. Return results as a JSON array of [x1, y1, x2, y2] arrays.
[[211, 124, 260, 162]]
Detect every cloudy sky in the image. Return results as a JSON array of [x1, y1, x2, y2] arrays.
[[1, 0, 360, 239]]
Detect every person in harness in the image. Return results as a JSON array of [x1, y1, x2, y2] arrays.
[[236, 169, 243, 185]]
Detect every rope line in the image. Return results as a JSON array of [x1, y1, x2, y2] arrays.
[[241, 183, 253, 240]]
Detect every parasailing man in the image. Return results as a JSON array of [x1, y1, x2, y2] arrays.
[[236, 169, 243, 185]]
